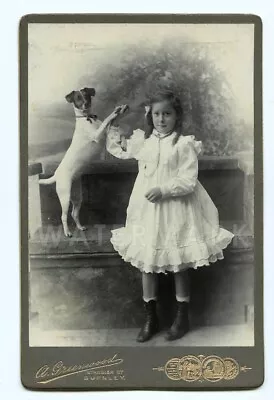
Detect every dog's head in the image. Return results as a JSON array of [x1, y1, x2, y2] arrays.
[[65, 87, 96, 114]]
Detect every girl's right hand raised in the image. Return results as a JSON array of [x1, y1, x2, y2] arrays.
[[107, 104, 129, 123]]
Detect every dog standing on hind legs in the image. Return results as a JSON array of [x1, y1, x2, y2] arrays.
[[39, 87, 128, 237]]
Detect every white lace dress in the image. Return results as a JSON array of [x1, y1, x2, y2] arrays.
[[106, 128, 234, 273]]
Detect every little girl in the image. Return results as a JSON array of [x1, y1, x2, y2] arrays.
[[105, 89, 234, 343]]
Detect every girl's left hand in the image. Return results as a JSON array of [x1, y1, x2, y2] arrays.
[[145, 187, 162, 202]]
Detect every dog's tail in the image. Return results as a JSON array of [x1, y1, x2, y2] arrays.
[[39, 175, 56, 185]]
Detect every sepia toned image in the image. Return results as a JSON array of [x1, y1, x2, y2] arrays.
[[27, 22, 255, 349]]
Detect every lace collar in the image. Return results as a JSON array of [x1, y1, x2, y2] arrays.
[[152, 128, 176, 139]]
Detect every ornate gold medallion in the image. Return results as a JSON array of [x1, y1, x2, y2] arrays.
[[164, 358, 181, 381], [178, 356, 203, 382], [154, 355, 251, 383], [223, 358, 240, 380], [202, 356, 226, 382]]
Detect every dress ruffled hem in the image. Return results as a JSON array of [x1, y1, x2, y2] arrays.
[[110, 227, 234, 273]]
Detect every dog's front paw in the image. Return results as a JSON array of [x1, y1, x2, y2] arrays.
[[78, 225, 87, 231], [64, 230, 73, 238]]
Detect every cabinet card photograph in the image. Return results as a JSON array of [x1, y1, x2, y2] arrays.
[[21, 14, 263, 390]]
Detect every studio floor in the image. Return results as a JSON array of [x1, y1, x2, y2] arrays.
[[29, 321, 254, 347]]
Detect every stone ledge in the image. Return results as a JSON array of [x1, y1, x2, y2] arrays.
[[28, 162, 42, 176], [29, 222, 254, 269], [29, 222, 253, 254], [37, 156, 241, 178], [236, 151, 254, 175]]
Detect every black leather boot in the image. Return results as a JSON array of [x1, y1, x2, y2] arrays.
[[136, 300, 159, 343], [165, 301, 189, 341]]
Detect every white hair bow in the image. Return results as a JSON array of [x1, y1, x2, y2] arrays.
[[145, 105, 151, 117]]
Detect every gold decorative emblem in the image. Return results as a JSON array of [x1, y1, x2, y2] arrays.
[[177, 356, 202, 382], [164, 358, 181, 381], [202, 356, 225, 382], [223, 358, 240, 380], [153, 355, 251, 383]]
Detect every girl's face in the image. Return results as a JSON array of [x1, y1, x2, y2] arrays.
[[151, 100, 177, 134]]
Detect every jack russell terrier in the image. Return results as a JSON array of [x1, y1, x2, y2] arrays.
[[39, 87, 128, 237]]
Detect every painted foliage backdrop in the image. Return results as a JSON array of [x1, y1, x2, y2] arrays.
[[28, 24, 254, 165]]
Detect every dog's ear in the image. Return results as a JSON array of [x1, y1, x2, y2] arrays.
[[65, 91, 75, 103], [83, 87, 96, 97]]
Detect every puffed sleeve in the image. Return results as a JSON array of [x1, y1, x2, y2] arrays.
[[106, 127, 145, 160], [160, 136, 202, 198]]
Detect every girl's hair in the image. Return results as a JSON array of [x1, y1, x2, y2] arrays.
[[144, 89, 184, 145]]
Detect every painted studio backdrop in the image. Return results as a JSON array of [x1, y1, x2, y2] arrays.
[[28, 24, 254, 347]]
